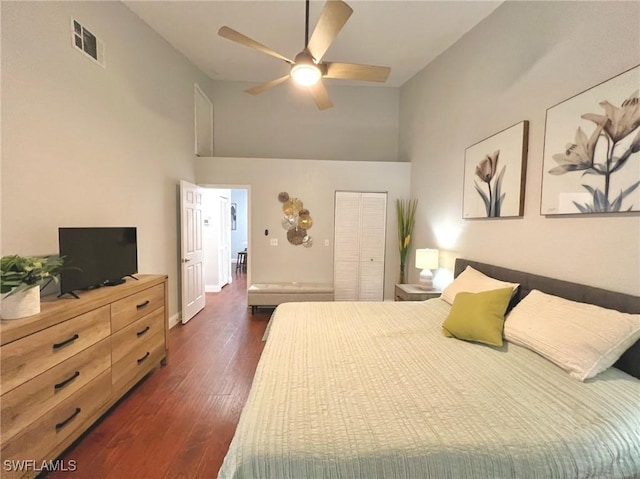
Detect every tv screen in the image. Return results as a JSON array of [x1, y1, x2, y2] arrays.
[[59, 227, 138, 295]]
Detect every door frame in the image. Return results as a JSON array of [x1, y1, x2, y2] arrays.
[[199, 184, 251, 287]]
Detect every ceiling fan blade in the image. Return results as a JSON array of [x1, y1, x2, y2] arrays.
[[308, 81, 333, 110], [324, 62, 391, 83], [306, 0, 353, 63], [218, 26, 293, 64], [245, 75, 291, 95]]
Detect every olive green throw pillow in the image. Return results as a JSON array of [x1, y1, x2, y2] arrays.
[[442, 287, 514, 346]]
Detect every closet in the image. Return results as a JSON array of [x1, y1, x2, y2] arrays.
[[334, 191, 387, 301]]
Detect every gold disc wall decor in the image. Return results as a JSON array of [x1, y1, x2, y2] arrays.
[[278, 192, 290, 203], [281, 216, 297, 231], [287, 228, 306, 245], [302, 235, 313, 248], [299, 215, 313, 230], [282, 198, 303, 216], [277, 192, 313, 247]]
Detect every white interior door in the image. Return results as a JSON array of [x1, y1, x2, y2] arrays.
[[180, 180, 206, 324], [334, 192, 362, 301], [219, 196, 232, 286], [359, 193, 387, 301], [334, 191, 387, 301]]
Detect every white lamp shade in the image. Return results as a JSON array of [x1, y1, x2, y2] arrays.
[[415, 248, 439, 270]]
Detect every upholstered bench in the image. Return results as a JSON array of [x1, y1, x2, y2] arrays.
[[248, 283, 335, 314]]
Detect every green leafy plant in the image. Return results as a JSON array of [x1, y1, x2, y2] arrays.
[[396, 198, 418, 284], [1, 255, 64, 296]]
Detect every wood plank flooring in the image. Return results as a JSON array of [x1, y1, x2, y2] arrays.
[[45, 273, 270, 479]]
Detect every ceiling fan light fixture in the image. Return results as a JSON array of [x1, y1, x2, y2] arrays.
[[291, 63, 321, 86], [291, 51, 321, 86]]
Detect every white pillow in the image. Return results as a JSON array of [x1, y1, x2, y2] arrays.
[[440, 266, 519, 305], [504, 290, 640, 381]]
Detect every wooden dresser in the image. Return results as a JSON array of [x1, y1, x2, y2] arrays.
[[0, 275, 168, 479]]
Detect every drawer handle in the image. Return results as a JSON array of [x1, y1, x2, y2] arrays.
[[55, 408, 81, 431], [52, 334, 79, 350], [136, 325, 150, 337], [137, 351, 150, 364], [54, 371, 80, 390], [136, 300, 150, 310]]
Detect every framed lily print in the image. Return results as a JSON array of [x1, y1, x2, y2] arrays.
[[541, 65, 640, 215], [463, 121, 529, 219]]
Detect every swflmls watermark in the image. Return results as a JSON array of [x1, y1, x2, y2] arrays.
[[3, 459, 77, 473]]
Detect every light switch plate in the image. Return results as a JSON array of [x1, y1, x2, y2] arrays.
[[324, 239, 330, 247], [270, 238, 278, 246]]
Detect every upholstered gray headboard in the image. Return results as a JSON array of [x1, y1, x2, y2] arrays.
[[454, 259, 640, 379]]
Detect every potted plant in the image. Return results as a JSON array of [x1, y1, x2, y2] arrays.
[[396, 198, 418, 284], [0, 255, 64, 319]]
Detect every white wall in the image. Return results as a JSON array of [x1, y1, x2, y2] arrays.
[[1, 1, 214, 319], [231, 189, 248, 260], [400, 1, 640, 295], [196, 157, 411, 299], [208, 80, 400, 162]]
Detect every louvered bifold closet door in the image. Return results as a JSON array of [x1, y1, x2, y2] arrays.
[[358, 193, 387, 301], [334, 192, 361, 301], [334, 191, 387, 301]]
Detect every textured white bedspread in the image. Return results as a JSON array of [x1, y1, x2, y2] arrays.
[[219, 300, 640, 479]]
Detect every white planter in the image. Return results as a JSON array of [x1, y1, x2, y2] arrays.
[[1, 287, 41, 320]]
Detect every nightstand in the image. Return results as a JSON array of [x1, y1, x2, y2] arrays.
[[395, 284, 442, 301]]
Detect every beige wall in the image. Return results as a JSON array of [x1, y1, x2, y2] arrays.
[[1, 1, 214, 319], [208, 80, 400, 162], [196, 157, 411, 299], [400, 1, 640, 295]]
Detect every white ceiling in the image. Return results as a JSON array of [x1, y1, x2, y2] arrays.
[[124, 0, 502, 88]]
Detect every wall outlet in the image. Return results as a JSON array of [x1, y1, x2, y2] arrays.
[[324, 239, 330, 247], [270, 238, 278, 246]]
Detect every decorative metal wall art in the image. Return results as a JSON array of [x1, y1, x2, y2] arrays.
[[278, 192, 314, 247]]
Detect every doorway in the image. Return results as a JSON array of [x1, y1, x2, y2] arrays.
[[230, 188, 248, 277], [202, 187, 249, 293]]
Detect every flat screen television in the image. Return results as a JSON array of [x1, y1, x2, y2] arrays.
[[59, 227, 138, 296]]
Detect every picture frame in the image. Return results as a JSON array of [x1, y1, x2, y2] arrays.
[[463, 121, 529, 219], [231, 203, 237, 230], [540, 65, 640, 215]]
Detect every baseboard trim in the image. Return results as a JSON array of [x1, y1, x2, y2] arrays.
[[169, 313, 181, 329], [206, 284, 222, 293]]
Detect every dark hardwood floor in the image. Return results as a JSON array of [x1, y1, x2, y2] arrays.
[[46, 273, 270, 479]]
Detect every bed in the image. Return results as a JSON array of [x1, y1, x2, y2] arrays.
[[219, 259, 640, 478]]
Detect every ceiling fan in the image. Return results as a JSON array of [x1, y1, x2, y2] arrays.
[[218, 0, 391, 110]]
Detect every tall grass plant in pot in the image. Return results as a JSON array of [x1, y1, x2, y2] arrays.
[[396, 199, 418, 284]]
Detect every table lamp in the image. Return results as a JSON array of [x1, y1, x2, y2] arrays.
[[415, 248, 439, 290]]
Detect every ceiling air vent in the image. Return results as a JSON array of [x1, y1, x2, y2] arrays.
[[71, 18, 105, 68]]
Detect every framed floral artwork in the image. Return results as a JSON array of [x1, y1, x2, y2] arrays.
[[463, 121, 529, 219], [541, 65, 640, 215], [231, 203, 237, 230]]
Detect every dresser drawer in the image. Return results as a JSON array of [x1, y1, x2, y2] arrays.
[[112, 308, 164, 364], [1, 338, 111, 445], [111, 284, 164, 332], [112, 327, 164, 392], [1, 306, 110, 394], [0, 370, 111, 479]]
